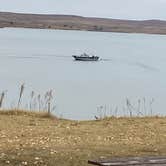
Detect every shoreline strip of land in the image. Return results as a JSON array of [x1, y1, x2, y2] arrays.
[[0, 110, 166, 166], [0, 12, 166, 35]]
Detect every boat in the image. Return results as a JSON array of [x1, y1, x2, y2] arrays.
[[72, 53, 99, 61]]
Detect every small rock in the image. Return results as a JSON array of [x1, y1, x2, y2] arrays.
[[22, 161, 28, 165], [35, 157, 40, 160], [5, 160, 10, 164], [50, 151, 54, 155]]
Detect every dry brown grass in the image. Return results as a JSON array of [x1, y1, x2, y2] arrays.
[[0, 110, 166, 166], [0, 109, 56, 119]]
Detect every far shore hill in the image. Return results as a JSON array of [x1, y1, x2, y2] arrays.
[[1, 12, 166, 35]]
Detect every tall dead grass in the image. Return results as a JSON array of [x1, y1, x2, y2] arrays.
[[0, 84, 56, 116], [96, 97, 155, 120]]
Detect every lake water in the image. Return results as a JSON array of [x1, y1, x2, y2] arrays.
[[0, 28, 166, 120]]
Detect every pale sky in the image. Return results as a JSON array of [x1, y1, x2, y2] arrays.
[[0, 0, 166, 20]]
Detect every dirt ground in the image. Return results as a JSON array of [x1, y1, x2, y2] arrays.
[[0, 110, 166, 166]]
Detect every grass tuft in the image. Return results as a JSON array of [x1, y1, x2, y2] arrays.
[[0, 109, 57, 119]]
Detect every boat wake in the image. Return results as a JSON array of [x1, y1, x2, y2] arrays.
[[0, 54, 158, 72], [0, 54, 71, 60], [100, 58, 112, 61], [134, 62, 158, 72]]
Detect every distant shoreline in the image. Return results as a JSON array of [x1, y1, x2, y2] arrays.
[[1, 12, 166, 35]]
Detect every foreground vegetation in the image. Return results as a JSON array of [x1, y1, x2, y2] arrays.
[[0, 110, 166, 166]]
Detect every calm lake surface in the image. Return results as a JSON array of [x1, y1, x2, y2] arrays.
[[0, 28, 166, 120]]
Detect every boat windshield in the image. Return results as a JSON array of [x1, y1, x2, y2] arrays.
[[81, 53, 89, 57]]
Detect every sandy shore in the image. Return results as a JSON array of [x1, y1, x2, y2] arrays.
[[0, 12, 166, 34]]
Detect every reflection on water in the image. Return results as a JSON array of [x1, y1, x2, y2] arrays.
[[0, 28, 166, 120]]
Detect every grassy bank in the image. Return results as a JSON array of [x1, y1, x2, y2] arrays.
[[0, 110, 166, 166]]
